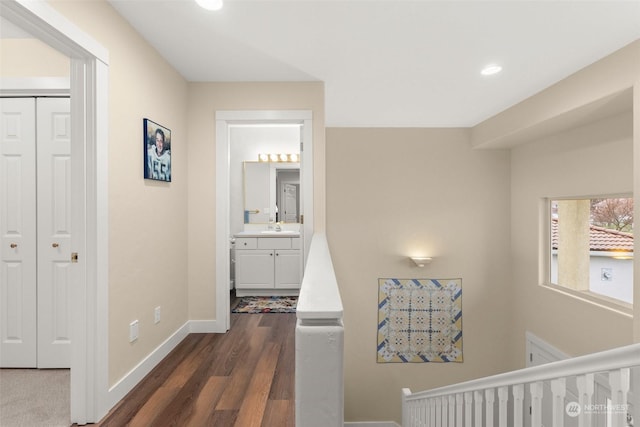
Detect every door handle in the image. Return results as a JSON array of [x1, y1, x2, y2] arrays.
[[52, 243, 59, 248], [10, 243, 17, 248]]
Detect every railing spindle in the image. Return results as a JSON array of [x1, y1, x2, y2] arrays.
[[609, 368, 630, 427], [485, 388, 495, 426], [464, 392, 473, 427], [448, 395, 456, 427], [423, 399, 429, 427], [498, 386, 508, 427], [455, 393, 463, 427], [530, 381, 543, 427], [474, 390, 483, 427], [513, 384, 524, 427], [551, 377, 566, 427], [576, 374, 594, 427], [428, 399, 438, 427]]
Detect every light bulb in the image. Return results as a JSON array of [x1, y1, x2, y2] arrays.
[[481, 64, 502, 76], [195, 0, 223, 11]]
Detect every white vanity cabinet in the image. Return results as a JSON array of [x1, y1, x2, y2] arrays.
[[234, 234, 301, 296]]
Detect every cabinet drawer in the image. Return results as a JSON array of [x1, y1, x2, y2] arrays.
[[291, 237, 301, 249], [257, 237, 291, 250], [236, 238, 257, 249]]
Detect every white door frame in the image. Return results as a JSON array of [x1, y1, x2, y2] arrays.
[[0, 1, 109, 424], [215, 110, 313, 331]]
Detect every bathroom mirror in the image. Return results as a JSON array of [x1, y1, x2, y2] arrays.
[[243, 161, 300, 224]]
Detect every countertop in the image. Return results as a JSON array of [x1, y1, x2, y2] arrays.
[[234, 230, 300, 238]]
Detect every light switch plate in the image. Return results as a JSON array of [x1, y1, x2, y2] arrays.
[[129, 320, 139, 342]]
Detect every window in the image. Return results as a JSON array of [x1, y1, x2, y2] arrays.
[[550, 197, 633, 305]]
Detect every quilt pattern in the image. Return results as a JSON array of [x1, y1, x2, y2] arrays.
[[377, 278, 462, 363]]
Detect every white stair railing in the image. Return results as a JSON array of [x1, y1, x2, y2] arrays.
[[295, 233, 344, 427], [403, 343, 640, 427]]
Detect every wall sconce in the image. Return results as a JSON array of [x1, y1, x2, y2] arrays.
[[258, 153, 299, 163], [410, 257, 433, 267]]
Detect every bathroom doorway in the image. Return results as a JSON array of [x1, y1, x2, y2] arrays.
[[215, 110, 314, 332]]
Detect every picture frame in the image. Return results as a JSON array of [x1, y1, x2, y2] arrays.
[[143, 118, 172, 182]]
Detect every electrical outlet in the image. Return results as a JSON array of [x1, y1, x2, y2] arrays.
[[154, 306, 161, 324], [129, 320, 139, 342]]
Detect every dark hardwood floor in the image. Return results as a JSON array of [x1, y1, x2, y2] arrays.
[[94, 309, 296, 427]]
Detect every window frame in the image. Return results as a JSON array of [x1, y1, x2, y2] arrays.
[[541, 196, 634, 316]]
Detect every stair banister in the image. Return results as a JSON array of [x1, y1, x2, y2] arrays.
[[402, 342, 640, 427], [295, 233, 344, 427]]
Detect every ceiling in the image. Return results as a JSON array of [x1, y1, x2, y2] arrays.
[[64, 1, 640, 126]]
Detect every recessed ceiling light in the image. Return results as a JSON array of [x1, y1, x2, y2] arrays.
[[481, 64, 502, 76], [195, 0, 223, 11]]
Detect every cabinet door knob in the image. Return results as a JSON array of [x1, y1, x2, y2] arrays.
[[52, 243, 59, 248], [10, 243, 17, 248]]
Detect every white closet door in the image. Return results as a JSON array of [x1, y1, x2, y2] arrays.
[[0, 98, 37, 367], [37, 97, 71, 368]]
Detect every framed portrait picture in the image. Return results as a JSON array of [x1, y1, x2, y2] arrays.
[[143, 118, 172, 182]]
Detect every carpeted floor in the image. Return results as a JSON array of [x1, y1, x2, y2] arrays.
[[232, 296, 297, 313], [0, 368, 70, 427]]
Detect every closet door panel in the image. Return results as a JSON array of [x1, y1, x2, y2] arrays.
[[37, 97, 71, 368], [0, 98, 37, 368]]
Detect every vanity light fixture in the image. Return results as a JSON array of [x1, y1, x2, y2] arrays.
[[195, 0, 223, 11], [410, 257, 433, 267], [257, 153, 300, 163]]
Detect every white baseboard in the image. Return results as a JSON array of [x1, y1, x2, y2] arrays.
[[106, 321, 191, 410], [188, 319, 224, 333], [345, 423, 400, 427], [105, 319, 227, 412]]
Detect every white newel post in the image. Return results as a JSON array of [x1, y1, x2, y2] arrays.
[[295, 234, 344, 427], [402, 388, 411, 427], [295, 320, 344, 427]]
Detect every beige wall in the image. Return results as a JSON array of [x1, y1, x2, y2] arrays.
[[509, 112, 634, 363], [0, 38, 69, 77], [476, 39, 640, 364], [472, 40, 640, 149], [326, 128, 513, 423], [47, 0, 190, 385], [186, 82, 324, 320]]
